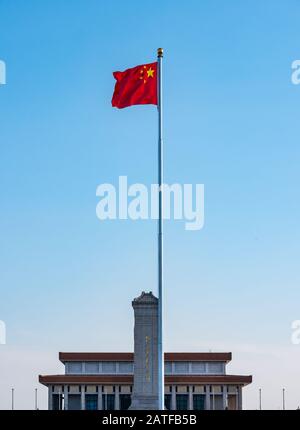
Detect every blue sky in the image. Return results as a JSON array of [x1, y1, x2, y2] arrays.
[[1, 0, 300, 409]]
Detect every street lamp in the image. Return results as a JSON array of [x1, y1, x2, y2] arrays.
[[11, 388, 14, 410], [259, 388, 262, 410], [35, 388, 38, 410]]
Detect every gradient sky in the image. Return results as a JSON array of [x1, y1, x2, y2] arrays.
[[1, 0, 300, 410]]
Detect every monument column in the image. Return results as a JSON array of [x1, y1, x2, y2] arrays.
[[129, 292, 159, 410]]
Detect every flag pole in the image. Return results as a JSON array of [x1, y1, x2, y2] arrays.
[[157, 47, 164, 410]]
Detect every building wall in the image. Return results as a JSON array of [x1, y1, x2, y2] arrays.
[[48, 384, 241, 410], [65, 361, 225, 375]]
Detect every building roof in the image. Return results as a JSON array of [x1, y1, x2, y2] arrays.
[[39, 374, 252, 386], [59, 352, 232, 363]]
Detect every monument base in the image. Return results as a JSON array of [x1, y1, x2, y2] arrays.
[[129, 395, 159, 410]]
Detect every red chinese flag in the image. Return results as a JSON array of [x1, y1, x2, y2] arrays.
[[112, 62, 157, 109]]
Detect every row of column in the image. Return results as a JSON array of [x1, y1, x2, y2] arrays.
[[49, 385, 122, 410], [169, 385, 242, 410], [49, 385, 242, 410]]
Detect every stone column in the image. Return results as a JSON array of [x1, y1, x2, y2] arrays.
[[129, 291, 159, 410], [171, 386, 176, 410], [81, 386, 85, 410], [115, 386, 120, 410], [237, 386, 242, 410], [222, 385, 227, 410], [205, 385, 210, 410], [64, 385, 68, 410], [48, 386, 53, 410], [98, 386, 103, 410], [188, 386, 193, 410]]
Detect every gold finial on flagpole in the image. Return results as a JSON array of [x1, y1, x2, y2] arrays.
[[157, 48, 163, 58]]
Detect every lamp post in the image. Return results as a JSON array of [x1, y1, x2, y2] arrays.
[[11, 388, 14, 410], [259, 388, 262, 410], [35, 388, 38, 410]]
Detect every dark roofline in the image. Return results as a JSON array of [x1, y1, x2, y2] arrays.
[[59, 352, 232, 363], [39, 374, 252, 386], [166, 353, 232, 362], [59, 352, 133, 363]]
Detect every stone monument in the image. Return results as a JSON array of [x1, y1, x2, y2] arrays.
[[129, 291, 159, 410]]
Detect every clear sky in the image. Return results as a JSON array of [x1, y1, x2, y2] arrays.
[[1, 0, 300, 410]]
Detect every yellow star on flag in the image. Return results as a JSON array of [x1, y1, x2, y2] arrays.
[[147, 67, 154, 78]]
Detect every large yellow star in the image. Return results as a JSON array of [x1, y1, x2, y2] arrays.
[[147, 67, 154, 78]]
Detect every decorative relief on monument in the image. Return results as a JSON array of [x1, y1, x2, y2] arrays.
[[145, 336, 151, 383]]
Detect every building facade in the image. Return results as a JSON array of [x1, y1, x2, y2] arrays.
[[40, 351, 251, 410], [39, 292, 252, 410]]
